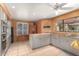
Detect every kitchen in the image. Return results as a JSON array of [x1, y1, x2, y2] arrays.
[[0, 3, 79, 56]]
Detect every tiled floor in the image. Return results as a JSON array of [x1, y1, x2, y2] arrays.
[[5, 41, 72, 56], [5, 41, 32, 56]]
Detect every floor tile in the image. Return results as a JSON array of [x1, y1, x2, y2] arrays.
[[5, 41, 72, 56]]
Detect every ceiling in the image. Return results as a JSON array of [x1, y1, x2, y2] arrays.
[[6, 3, 79, 21]]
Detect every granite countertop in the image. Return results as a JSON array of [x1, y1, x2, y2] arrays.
[[53, 32, 79, 39], [66, 34, 79, 39]]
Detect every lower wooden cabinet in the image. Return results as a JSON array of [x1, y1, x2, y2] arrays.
[[17, 35, 29, 41]]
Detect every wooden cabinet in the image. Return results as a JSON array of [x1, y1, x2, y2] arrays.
[[29, 22, 37, 34], [0, 7, 11, 56], [0, 20, 7, 55], [0, 7, 6, 55]]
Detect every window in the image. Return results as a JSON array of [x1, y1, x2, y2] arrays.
[[16, 22, 29, 35], [57, 16, 79, 32]]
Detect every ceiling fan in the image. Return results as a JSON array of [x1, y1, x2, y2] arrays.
[[48, 3, 74, 10]]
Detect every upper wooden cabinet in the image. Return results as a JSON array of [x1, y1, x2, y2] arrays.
[[29, 22, 37, 34]]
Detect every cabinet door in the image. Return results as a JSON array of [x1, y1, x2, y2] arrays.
[[29, 35, 40, 49], [60, 38, 79, 55], [7, 21, 11, 47], [0, 21, 1, 55], [39, 35, 50, 47], [51, 34, 60, 45], [51, 34, 79, 55], [29, 34, 50, 49]]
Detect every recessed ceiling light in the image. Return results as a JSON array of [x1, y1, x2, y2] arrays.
[[12, 6, 15, 8]]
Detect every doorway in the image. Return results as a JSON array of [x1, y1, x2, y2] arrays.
[[11, 27, 14, 43]]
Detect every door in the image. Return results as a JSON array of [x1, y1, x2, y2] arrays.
[[11, 27, 14, 43]]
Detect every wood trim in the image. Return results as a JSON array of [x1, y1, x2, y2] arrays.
[[0, 3, 13, 20], [52, 9, 79, 19]]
